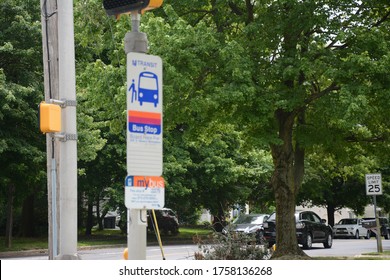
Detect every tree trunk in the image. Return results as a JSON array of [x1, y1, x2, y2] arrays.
[[326, 204, 336, 227], [5, 183, 15, 248], [270, 110, 308, 259], [99, 207, 109, 231], [96, 195, 104, 230], [85, 199, 93, 236], [212, 206, 227, 232], [21, 194, 35, 237]]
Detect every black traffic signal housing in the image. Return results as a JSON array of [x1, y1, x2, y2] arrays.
[[103, 0, 162, 16]]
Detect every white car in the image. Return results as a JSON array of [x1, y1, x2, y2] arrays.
[[222, 214, 269, 243], [333, 218, 370, 239]]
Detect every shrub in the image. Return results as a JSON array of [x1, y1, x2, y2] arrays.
[[194, 230, 272, 260]]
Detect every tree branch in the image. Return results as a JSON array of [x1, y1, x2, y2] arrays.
[[179, 9, 214, 25], [228, 0, 254, 24], [305, 82, 340, 106], [345, 135, 387, 143], [294, 111, 305, 191], [372, 10, 390, 28], [228, 1, 243, 16]]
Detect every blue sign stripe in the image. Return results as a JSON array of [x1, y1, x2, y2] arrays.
[[129, 122, 161, 135]]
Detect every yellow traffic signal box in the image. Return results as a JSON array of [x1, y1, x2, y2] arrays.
[[39, 102, 61, 133], [103, 0, 163, 16], [144, 0, 163, 11]]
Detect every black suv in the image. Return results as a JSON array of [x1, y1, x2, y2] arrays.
[[147, 208, 179, 235], [362, 217, 390, 239], [263, 210, 333, 249]]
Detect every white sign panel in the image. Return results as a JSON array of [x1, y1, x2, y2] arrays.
[[127, 52, 163, 176], [125, 176, 165, 209], [366, 173, 382, 195]]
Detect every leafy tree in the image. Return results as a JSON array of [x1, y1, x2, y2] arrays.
[[299, 146, 376, 226], [142, 8, 273, 228], [1, 1, 389, 261], [74, 0, 127, 231], [187, 131, 268, 231], [162, 129, 199, 224], [72, 0, 273, 230], [0, 0, 46, 246], [147, 1, 390, 258], [78, 130, 125, 235]]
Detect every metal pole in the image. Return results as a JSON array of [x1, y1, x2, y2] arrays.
[[51, 157, 58, 257], [127, 209, 147, 260], [124, 12, 148, 54], [373, 196, 383, 253], [56, 0, 79, 260], [40, 0, 59, 260], [125, 11, 148, 260]]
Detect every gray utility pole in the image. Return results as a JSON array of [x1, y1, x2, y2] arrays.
[[40, 0, 79, 260], [125, 12, 148, 260], [373, 196, 383, 253]]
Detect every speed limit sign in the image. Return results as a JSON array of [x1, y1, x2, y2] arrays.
[[365, 173, 382, 195]]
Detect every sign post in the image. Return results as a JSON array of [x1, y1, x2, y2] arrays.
[[103, 0, 164, 261], [127, 52, 163, 176], [124, 13, 164, 260], [365, 173, 383, 253]]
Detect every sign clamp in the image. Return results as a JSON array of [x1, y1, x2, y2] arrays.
[[53, 133, 78, 142], [49, 98, 77, 108]]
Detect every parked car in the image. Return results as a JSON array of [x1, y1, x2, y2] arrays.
[[362, 217, 390, 240], [147, 208, 179, 235], [333, 218, 370, 239], [262, 210, 333, 249], [223, 213, 269, 243]]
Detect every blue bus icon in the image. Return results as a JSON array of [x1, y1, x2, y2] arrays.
[[138, 71, 159, 107]]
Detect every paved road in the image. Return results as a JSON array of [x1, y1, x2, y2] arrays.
[[2, 239, 390, 260], [305, 238, 390, 258]]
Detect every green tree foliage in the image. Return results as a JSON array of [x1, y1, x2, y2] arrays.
[[73, 0, 271, 228], [0, 0, 46, 244], [299, 146, 376, 226], [73, 0, 126, 232], [78, 130, 125, 235], [149, 0, 390, 257], [1, 1, 390, 260], [142, 7, 273, 227]]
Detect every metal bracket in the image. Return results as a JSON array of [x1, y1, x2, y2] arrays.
[[53, 133, 78, 142], [124, 12, 148, 54], [49, 98, 77, 108]]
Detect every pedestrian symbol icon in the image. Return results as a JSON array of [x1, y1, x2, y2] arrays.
[[129, 79, 137, 103]]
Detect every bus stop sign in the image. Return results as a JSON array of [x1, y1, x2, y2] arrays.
[[127, 52, 163, 176]]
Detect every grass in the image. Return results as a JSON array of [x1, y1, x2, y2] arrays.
[[362, 250, 390, 255], [358, 250, 390, 260], [0, 237, 48, 252], [0, 226, 213, 253], [300, 250, 390, 260], [77, 229, 126, 247], [163, 227, 212, 239]]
